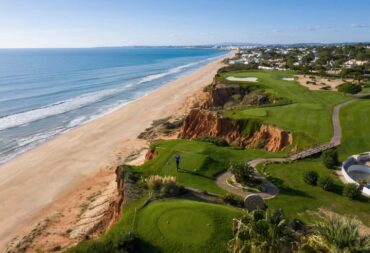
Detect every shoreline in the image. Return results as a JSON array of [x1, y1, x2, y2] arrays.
[[0, 51, 232, 249]]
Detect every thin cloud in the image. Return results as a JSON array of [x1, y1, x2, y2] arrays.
[[351, 24, 369, 28]]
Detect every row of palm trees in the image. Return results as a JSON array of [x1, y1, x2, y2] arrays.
[[228, 209, 370, 253]]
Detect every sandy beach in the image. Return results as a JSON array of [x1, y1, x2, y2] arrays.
[[0, 52, 231, 249]]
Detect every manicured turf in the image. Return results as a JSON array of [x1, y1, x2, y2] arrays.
[[132, 199, 242, 253], [223, 71, 349, 150], [338, 96, 370, 159], [261, 158, 370, 226], [134, 139, 283, 194], [68, 198, 242, 253]]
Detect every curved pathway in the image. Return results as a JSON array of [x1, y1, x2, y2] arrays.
[[216, 93, 370, 199]]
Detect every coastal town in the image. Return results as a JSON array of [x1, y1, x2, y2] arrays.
[[223, 44, 370, 76]]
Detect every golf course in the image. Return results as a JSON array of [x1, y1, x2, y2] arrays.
[[69, 69, 370, 253]]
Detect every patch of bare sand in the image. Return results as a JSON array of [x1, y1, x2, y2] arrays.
[[296, 75, 351, 91], [0, 52, 233, 251]]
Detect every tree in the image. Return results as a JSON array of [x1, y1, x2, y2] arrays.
[[342, 183, 361, 200], [337, 83, 362, 95], [228, 209, 299, 253], [322, 149, 339, 169], [303, 170, 319, 186], [308, 216, 370, 253], [318, 176, 334, 191], [229, 162, 256, 185]]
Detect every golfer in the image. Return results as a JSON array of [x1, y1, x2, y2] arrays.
[[175, 154, 180, 171]]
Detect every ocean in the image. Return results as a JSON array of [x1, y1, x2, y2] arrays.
[[0, 47, 227, 164]]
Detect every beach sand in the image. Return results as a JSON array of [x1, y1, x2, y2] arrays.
[[0, 52, 231, 249]]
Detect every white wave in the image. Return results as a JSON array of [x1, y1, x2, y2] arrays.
[[0, 84, 131, 131], [68, 116, 87, 128], [16, 128, 65, 147], [0, 54, 224, 132], [0, 127, 66, 164], [137, 61, 199, 84]]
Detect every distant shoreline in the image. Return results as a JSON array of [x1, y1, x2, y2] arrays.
[[0, 51, 233, 249]]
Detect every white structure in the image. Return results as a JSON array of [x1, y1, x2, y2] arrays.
[[341, 152, 370, 197]]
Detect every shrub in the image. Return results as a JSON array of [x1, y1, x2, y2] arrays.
[[303, 170, 319, 185], [318, 176, 334, 191], [229, 162, 255, 185], [358, 179, 368, 190], [146, 175, 183, 197], [337, 83, 362, 94], [342, 183, 361, 200], [147, 175, 164, 192], [195, 136, 229, 146], [321, 149, 339, 169], [222, 193, 244, 207]]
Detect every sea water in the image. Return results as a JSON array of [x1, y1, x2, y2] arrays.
[[0, 47, 227, 164]]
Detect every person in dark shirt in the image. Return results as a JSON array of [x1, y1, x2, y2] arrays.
[[175, 154, 180, 171]]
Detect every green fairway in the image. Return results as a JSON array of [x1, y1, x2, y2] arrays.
[[261, 158, 370, 226], [134, 139, 283, 194], [223, 70, 349, 150], [338, 97, 370, 159]]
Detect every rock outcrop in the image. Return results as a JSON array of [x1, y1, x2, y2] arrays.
[[179, 109, 292, 152], [201, 83, 272, 109], [145, 148, 158, 161], [202, 84, 246, 109]]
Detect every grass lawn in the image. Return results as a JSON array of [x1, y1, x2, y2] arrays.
[[338, 96, 370, 159], [261, 158, 370, 226], [132, 199, 242, 253], [133, 139, 283, 194], [69, 198, 243, 253], [222, 70, 349, 150]]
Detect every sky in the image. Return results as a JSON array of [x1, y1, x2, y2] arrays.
[[0, 0, 370, 48]]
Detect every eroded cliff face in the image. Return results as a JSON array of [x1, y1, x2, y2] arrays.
[[201, 83, 275, 109], [202, 84, 246, 109], [144, 148, 158, 161], [179, 109, 292, 152]]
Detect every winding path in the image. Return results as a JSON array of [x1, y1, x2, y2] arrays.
[[216, 93, 369, 199]]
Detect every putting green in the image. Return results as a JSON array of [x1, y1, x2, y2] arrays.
[[133, 199, 242, 252], [157, 207, 213, 244]]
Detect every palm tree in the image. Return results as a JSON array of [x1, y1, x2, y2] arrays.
[[308, 216, 370, 253], [228, 209, 298, 253]]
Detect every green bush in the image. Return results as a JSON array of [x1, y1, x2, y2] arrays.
[[222, 193, 244, 207], [147, 175, 183, 197], [337, 83, 362, 94], [321, 149, 339, 169], [318, 176, 334, 191], [195, 136, 229, 146], [342, 183, 361, 200], [303, 170, 319, 186], [229, 162, 255, 185]]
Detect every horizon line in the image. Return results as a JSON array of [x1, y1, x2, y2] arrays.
[[1, 41, 370, 49]]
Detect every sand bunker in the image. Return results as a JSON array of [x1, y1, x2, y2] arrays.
[[226, 76, 258, 82], [281, 77, 294, 81], [296, 75, 349, 91]]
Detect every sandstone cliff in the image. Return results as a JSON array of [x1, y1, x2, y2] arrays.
[[179, 109, 292, 152], [201, 83, 273, 109], [144, 148, 158, 161]]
